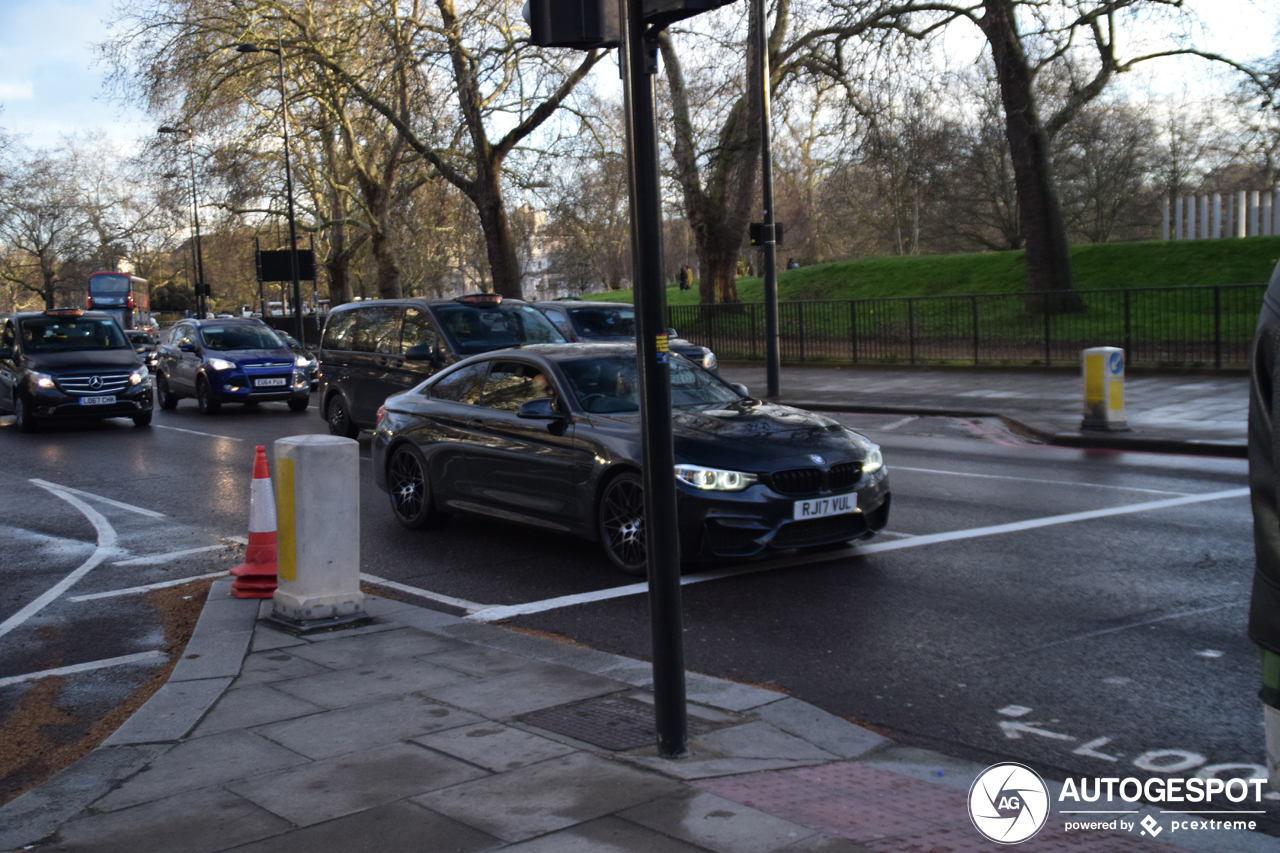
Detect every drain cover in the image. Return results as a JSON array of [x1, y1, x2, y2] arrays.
[[520, 697, 716, 751]]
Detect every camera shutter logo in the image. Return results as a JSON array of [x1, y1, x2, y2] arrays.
[[968, 762, 1050, 844]]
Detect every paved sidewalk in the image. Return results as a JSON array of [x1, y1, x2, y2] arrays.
[[718, 366, 1250, 456], [2, 580, 1273, 853]]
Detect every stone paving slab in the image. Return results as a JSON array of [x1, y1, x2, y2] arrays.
[[413, 721, 579, 772], [224, 740, 489, 828], [189, 683, 327, 738], [620, 787, 822, 853], [219, 800, 502, 853], [413, 751, 683, 843], [51, 786, 293, 853]]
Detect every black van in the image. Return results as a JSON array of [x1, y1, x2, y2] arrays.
[[318, 294, 566, 436]]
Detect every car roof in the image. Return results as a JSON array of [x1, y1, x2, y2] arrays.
[[505, 342, 637, 362], [531, 300, 631, 310], [10, 310, 121, 320], [182, 317, 268, 326], [329, 296, 532, 313]]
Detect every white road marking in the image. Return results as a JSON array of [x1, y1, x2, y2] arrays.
[[0, 483, 118, 640], [999, 721, 1075, 741], [154, 424, 243, 441], [0, 651, 167, 688], [1195, 649, 1225, 658], [359, 574, 488, 614], [467, 487, 1249, 623], [998, 705, 1033, 717], [112, 544, 231, 566], [877, 416, 918, 431], [997, 600, 1247, 660], [891, 466, 1191, 496], [28, 479, 165, 518], [68, 571, 230, 602], [1074, 736, 1120, 761]]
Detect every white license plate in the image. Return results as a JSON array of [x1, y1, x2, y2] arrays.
[[79, 395, 116, 406], [254, 377, 287, 387], [793, 493, 857, 521]]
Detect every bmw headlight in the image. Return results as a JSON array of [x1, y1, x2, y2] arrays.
[[129, 366, 149, 385], [863, 445, 884, 474], [702, 351, 718, 370], [674, 464, 757, 491], [207, 357, 236, 371], [31, 371, 56, 390]]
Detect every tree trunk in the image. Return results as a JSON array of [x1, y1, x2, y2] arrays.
[[980, 0, 1082, 313], [473, 166, 523, 298]]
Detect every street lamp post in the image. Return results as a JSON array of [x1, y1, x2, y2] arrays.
[[159, 126, 207, 319], [237, 38, 305, 343]]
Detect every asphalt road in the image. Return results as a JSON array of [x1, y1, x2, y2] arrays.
[[0, 397, 1268, 826]]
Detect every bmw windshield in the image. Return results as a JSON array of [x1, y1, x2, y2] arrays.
[[559, 355, 741, 414], [566, 306, 636, 340]]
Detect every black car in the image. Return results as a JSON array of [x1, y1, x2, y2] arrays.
[[125, 329, 160, 371], [0, 309, 154, 432], [155, 318, 311, 414], [276, 329, 319, 390], [531, 300, 718, 370], [319, 293, 566, 437], [371, 343, 889, 573]]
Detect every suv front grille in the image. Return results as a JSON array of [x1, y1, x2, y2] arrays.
[[57, 371, 132, 394], [244, 362, 294, 370], [768, 462, 863, 496]]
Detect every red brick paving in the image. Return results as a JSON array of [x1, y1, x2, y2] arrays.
[[694, 761, 1170, 852]]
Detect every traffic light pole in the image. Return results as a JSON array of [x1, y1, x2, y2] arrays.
[[756, 0, 779, 398], [617, 0, 688, 758]]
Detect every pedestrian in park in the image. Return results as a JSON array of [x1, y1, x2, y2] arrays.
[[678, 264, 691, 291], [786, 257, 799, 270], [1248, 257, 1280, 790]]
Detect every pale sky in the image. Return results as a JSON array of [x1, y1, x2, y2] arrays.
[[0, 0, 1276, 152]]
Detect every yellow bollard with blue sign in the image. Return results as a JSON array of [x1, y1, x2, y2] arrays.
[[1081, 347, 1127, 430]]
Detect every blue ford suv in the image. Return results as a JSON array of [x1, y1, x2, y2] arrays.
[[155, 318, 310, 414]]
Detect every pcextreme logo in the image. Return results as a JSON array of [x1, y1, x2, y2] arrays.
[[968, 763, 1050, 844]]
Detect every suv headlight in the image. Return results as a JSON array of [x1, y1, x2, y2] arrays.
[[31, 371, 56, 390], [702, 351, 718, 370], [675, 464, 757, 491], [207, 357, 236, 371], [295, 354, 314, 368], [863, 445, 884, 474], [129, 366, 149, 385]]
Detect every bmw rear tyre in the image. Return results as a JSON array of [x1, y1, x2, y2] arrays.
[[598, 472, 647, 575], [386, 445, 448, 530]]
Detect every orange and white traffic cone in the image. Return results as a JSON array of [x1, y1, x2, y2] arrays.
[[230, 445, 278, 599]]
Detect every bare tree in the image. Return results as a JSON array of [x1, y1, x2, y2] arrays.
[[0, 148, 90, 309]]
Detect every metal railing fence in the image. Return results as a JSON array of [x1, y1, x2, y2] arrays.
[[667, 284, 1266, 368]]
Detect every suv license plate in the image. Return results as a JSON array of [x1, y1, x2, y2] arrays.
[[254, 377, 287, 388], [793, 494, 856, 521], [79, 395, 116, 406]]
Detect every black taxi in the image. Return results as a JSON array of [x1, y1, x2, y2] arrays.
[[0, 309, 154, 432]]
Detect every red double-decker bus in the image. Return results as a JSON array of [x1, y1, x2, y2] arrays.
[[86, 271, 151, 331]]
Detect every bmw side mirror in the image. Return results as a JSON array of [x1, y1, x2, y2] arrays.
[[518, 397, 562, 420], [668, 328, 678, 338], [730, 383, 749, 397], [179, 343, 196, 353]]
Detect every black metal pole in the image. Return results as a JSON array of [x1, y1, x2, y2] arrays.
[[757, 0, 780, 398], [275, 38, 304, 342], [186, 137, 207, 320], [617, 0, 688, 759]]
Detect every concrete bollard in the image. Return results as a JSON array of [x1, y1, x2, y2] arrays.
[[271, 434, 365, 628], [1082, 347, 1127, 431]]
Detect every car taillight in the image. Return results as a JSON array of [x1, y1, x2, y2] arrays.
[[376, 404, 386, 427]]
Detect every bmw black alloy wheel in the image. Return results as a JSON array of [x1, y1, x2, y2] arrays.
[[598, 472, 646, 575], [386, 445, 445, 529]]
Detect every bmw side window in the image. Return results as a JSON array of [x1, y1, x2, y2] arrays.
[[401, 308, 438, 352], [480, 361, 548, 412], [429, 363, 487, 404], [2, 323, 14, 349], [322, 311, 357, 351]]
